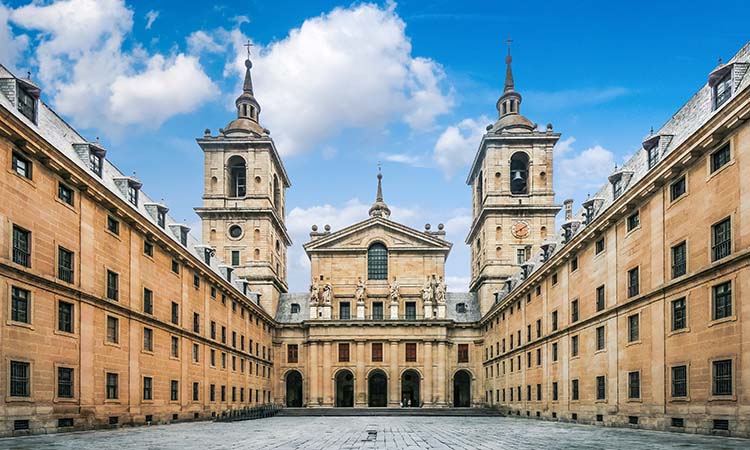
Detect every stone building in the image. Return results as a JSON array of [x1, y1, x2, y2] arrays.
[[1, 39, 749, 439]]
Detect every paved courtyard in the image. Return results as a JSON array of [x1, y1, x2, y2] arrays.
[[1, 416, 748, 450]]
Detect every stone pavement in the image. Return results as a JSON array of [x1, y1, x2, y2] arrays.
[[1, 416, 748, 450]]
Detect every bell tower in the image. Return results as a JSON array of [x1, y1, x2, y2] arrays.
[[195, 49, 291, 316], [466, 44, 561, 314]]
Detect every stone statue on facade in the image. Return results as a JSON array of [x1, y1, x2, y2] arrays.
[[389, 277, 400, 303], [322, 283, 333, 304], [355, 277, 366, 303], [309, 280, 320, 304], [435, 276, 447, 305], [422, 276, 434, 303]]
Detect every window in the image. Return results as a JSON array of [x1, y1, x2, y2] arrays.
[[17, 85, 37, 121], [570, 256, 578, 271], [107, 216, 119, 235], [405, 343, 417, 362], [571, 379, 579, 400], [596, 376, 606, 400], [192, 343, 199, 362], [516, 248, 526, 265], [372, 302, 384, 320], [210, 321, 216, 339], [712, 281, 732, 320], [143, 377, 153, 400], [287, 344, 298, 363], [88, 150, 103, 177], [210, 349, 215, 366], [552, 382, 558, 401], [127, 184, 138, 206], [713, 72, 732, 109], [157, 209, 166, 228], [106, 316, 119, 344], [171, 380, 179, 401], [405, 302, 416, 320], [11, 151, 32, 179], [712, 360, 732, 396], [221, 326, 226, 344], [171, 260, 179, 274], [10, 361, 30, 397], [458, 344, 469, 363], [192, 382, 199, 401], [171, 302, 180, 325], [627, 267, 639, 297], [180, 228, 189, 247], [596, 285, 605, 311], [106, 270, 119, 301], [510, 152, 529, 194], [671, 242, 687, 278], [551, 273, 558, 285], [671, 297, 686, 330], [552, 342, 558, 362], [628, 314, 639, 342], [231, 250, 240, 266], [209, 384, 216, 401], [536, 348, 541, 365], [338, 343, 350, 362], [627, 211, 640, 232], [571, 299, 579, 322], [339, 302, 351, 320], [193, 313, 200, 333], [536, 319, 541, 338], [595, 237, 605, 254], [596, 326, 605, 351], [58, 183, 74, 206], [58, 367, 74, 398], [143, 240, 154, 257], [367, 243, 388, 280], [613, 177, 623, 199], [571, 335, 579, 357], [140, 288, 153, 315], [647, 145, 659, 169], [193, 274, 200, 288], [143, 328, 154, 351], [171, 336, 180, 358], [106, 372, 118, 399], [11, 286, 30, 324], [372, 343, 383, 362], [670, 176, 686, 201], [228, 156, 247, 197], [671, 365, 687, 397], [58, 301, 73, 333], [551, 311, 558, 331], [12, 225, 31, 267], [536, 384, 542, 401], [712, 217, 731, 261], [628, 372, 640, 399]]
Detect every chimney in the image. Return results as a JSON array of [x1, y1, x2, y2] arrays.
[[564, 199, 574, 221]]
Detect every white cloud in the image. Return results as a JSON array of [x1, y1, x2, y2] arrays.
[[433, 116, 490, 179], [0, 4, 28, 71], [555, 142, 616, 202], [187, 30, 224, 55], [145, 10, 159, 30], [525, 87, 629, 110], [554, 136, 576, 157]]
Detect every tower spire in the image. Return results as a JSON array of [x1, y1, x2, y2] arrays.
[[369, 166, 391, 219], [504, 37, 514, 92], [224, 41, 265, 135], [243, 40, 254, 95]]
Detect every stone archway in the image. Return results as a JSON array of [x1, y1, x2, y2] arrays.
[[401, 369, 420, 407], [335, 369, 354, 407], [368, 370, 388, 407], [453, 370, 472, 407], [285, 370, 303, 407]]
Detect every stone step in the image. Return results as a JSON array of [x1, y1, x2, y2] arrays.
[[278, 407, 505, 417]]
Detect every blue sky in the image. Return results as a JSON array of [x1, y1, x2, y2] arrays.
[[1, 0, 748, 292]]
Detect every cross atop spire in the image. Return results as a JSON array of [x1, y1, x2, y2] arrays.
[[503, 37, 515, 92], [505, 37, 513, 63], [244, 40, 253, 60], [369, 166, 391, 219]]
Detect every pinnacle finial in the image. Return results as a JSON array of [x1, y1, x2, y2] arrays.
[[369, 165, 390, 218], [503, 37, 514, 92], [376, 166, 383, 202]]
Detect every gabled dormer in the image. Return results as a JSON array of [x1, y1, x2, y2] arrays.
[[73, 139, 107, 177], [113, 175, 142, 207], [0, 71, 41, 124], [169, 223, 191, 247], [144, 202, 169, 229], [581, 195, 606, 225], [642, 131, 674, 170], [608, 166, 635, 200], [709, 59, 749, 110]]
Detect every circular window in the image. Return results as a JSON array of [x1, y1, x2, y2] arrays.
[[228, 225, 243, 239]]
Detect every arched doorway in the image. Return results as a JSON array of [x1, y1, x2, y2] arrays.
[[368, 370, 388, 407], [335, 370, 354, 407], [285, 370, 303, 407], [453, 370, 472, 407], [401, 370, 420, 407]]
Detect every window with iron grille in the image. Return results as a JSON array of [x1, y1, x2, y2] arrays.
[[626, 211, 640, 232], [713, 74, 732, 109], [57, 367, 74, 398], [627, 267, 639, 297], [372, 302, 383, 320], [367, 243, 388, 280], [405, 302, 417, 320], [571, 335, 579, 357], [712, 359, 732, 396], [712, 281, 732, 320], [143, 377, 153, 400], [287, 344, 298, 363], [571, 299, 579, 322], [107, 216, 119, 235], [12, 151, 32, 179], [106, 316, 118, 344], [143, 328, 153, 351], [338, 343, 350, 362], [571, 379, 579, 400], [671, 297, 686, 330], [58, 301, 73, 333], [10, 361, 30, 397], [628, 372, 640, 399], [106, 373, 118, 399], [339, 302, 350, 320], [171, 302, 179, 325], [171, 336, 179, 358], [12, 225, 30, 267], [11, 286, 30, 324], [596, 375, 606, 400], [671, 242, 687, 278], [372, 342, 383, 362], [671, 365, 687, 397], [596, 326, 605, 351], [458, 344, 469, 363], [405, 343, 417, 362], [58, 183, 74, 206], [628, 314, 639, 342], [712, 217, 731, 261], [670, 176, 686, 201], [595, 237, 605, 254], [596, 285, 605, 311], [106, 270, 118, 301]]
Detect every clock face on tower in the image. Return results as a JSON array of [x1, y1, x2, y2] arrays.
[[512, 221, 530, 239]]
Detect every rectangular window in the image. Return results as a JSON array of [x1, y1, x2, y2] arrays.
[[671, 297, 686, 331], [127, 184, 138, 206], [193, 274, 200, 288], [192, 343, 199, 363], [11, 286, 30, 324], [571, 299, 579, 322], [596, 326, 605, 351], [571, 335, 579, 357], [536, 348, 541, 365], [405, 302, 416, 320], [231, 250, 240, 266], [596, 285, 605, 311], [571, 379, 579, 400], [714, 73, 732, 108], [595, 237, 605, 254], [712, 281, 732, 320], [458, 344, 469, 363], [339, 302, 351, 320], [627, 267, 639, 297], [287, 344, 298, 363], [143, 328, 153, 351], [551, 311, 558, 331], [106, 270, 119, 301], [210, 349, 215, 366], [571, 256, 578, 271], [338, 343, 350, 362], [596, 375, 606, 400], [17, 86, 37, 122], [221, 326, 226, 344], [10, 361, 30, 397], [210, 321, 216, 340], [192, 382, 199, 401], [58, 301, 74, 333], [628, 372, 640, 399], [372, 302, 383, 320], [552, 342, 558, 362], [107, 216, 119, 235], [143, 240, 154, 257], [627, 211, 640, 231], [536, 319, 541, 338], [628, 314, 639, 342], [372, 342, 383, 362], [712, 217, 731, 261], [12, 225, 31, 267], [58, 183, 74, 206], [670, 176, 686, 201], [536, 384, 542, 401], [143, 288, 153, 315], [712, 359, 732, 396], [171, 336, 180, 358], [171, 302, 179, 325], [106, 372, 118, 399], [12, 151, 32, 179], [710, 143, 730, 172], [57, 367, 74, 398], [516, 248, 526, 265], [405, 343, 417, 362], [171, 260, 179, 274], [106, 316, 119, 344], [647, 146, 659, 169], [143, 377, 153, 400], [526, 385, 531, 401], [552, 273, 558, 285], [671, 241, 687, 278], [671, 365, 687, 397], [170, 380, 179, 401], [209, 384, 215, 402], [552, 382, 558, 401]]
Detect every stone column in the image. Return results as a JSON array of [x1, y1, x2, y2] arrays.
[[436, 341, 447, 407], [389, 340, 400, 407], [322, 341, 332, 406], [423, 340, 433, 407], [309, 341, 319, 406], [356, 341, 366, 407]]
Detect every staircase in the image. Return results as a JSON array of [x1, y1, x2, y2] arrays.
[[278, 407, 505, 417]]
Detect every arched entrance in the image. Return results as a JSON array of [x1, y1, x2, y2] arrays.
[[335, 370, 354, 407], [401, 370, 420, 407], [285, 370, 303, 407], [368, 370, 388, 407], [453, 370, 472, 407]]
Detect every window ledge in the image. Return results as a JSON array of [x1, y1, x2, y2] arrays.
[[53, 397, 77, 404], [53, 329, 77, 339], [6, 320, 34, 331], [708, 394, 737, 402], [706, 158, 735, 183], [625, 340, 642, 348], [668, 396, 691, 403], [667, 328, 690, 337], [8, 169, 36, 188], [54, 197, 78, 213], [105, 229, 121, 241], [104, 341, 121, 349], [708, 316, 737, 328]]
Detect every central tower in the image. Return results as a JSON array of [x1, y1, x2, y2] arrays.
[[195, 55, 291, 315], [466, 47, 561, 314]]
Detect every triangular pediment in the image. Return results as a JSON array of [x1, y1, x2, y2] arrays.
[[303, 217, 452, 254]]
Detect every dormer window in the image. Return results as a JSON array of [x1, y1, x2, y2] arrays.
[[291, 303, 300, 314], [127, 183, 139, 206], [613, 178, 623, 199], [16, 84, 37, 123], [157, 209, 166, 228], [89, 151, 103, 177], [584, 203, 595, 224], [180, 228, 189, 246], [647, 146, 659, 169], [713, 71, 732, 109]]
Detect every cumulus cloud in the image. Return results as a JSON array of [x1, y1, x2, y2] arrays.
[[0, 4, 28, 71], [145, 10, 159, 30], [554, 136, 576, 157], [8, 0, 216, 132], [554, 139, 616, 202], [433, 115, 490, 179]]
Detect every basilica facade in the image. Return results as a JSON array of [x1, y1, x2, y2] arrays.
[[1, 40, 749, 438]]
